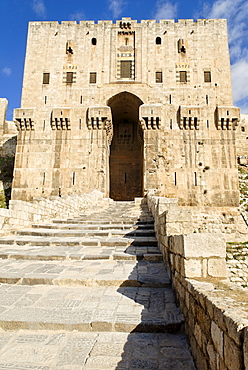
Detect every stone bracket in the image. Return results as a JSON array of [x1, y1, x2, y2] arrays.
[[139, 104, 161, 130], [215, 106, 240, 130], [179, 106, 201, 130], [51, 108, 71, 130], [14, 108, 36, 131], [87, 106, 113, 143]]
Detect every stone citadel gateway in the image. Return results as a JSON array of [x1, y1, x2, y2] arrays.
[[12, 17, 241, 206]]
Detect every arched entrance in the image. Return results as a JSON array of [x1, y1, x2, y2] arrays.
[[108, 92, 144, 201]]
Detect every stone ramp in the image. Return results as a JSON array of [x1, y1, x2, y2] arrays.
[[0, 200, 196, 369]]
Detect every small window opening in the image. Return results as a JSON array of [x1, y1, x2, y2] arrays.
[[227, 111, 229, 116], [66, 72, 73, 84], [174, 172, 177, 186], [44, 96, 47, 104], [207, 120, 209, 129], [156, 71, 163, 83], [72, 172, 76, 186], [156, 37, 162, 45], [43, 73, 50, 84], [92, 38, 97, 45], [79, 119, 82, 130], [125, 38, 129, 45], [43, 120, 46, 130], [169, 94, 172, 104], [80, 95, 82, 104], [241, 126, 245, 132], [170, 119, 173, 129], [42, 172, 46, 185], [120, 61, 132, 78], [90, 72, 97, 84], [204, 71, 211, 83], [206, 95, 209, 105], [180, 71, 187, 83]]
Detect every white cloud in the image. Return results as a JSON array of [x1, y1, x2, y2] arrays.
[[69, 12, 86, 22], [1, 67, 11, 77], [32, 0, 46, 17], [154, 1, 178, 20], [109, 0, 124, 19], [200, 0, 248, 112]]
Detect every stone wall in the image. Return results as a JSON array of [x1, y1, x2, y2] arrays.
[[147, 193, 248, 369], [0, 190, 109, 233], [12, 18, 240, 207], [147, 191, 248, 242]]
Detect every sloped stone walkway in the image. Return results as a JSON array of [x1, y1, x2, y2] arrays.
[[0, 200, 196, 369]]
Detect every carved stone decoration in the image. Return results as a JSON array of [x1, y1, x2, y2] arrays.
[[139, 104, 162, 130], [215, 106, 240, 130], [14, 108, 36, 131], [179, 106, 201, 130], [51, 108, 71, 130], [87, 106, 113, 144]]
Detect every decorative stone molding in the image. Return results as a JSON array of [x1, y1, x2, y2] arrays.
[[215, 106, 240, 130], [51, 108, 71, 130], [87, 106, 113, 144], [179, 106, 201, 130], [139, 104, 161, 130], [14, 108, 36, 131]]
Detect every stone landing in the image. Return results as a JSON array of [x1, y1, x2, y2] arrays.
[[0, 200, 196, 369]]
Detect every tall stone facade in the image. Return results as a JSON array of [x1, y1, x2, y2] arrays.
[[12, 17, 240, 206]]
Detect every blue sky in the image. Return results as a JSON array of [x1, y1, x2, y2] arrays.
[[1, 0, 248, 120]]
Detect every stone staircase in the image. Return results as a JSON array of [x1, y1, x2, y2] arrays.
[[0, 199, 196, 369]]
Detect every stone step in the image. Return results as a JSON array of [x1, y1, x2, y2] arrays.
[[0, 284, 184, 333], [16, 228, 156, 238], [31, 222, 154, 230], [0, 259, 169, 287], [53, 219, 154, 225], [0, 236, 158, 247], [0, 244, 162, 262], [0, 331, 196, 370]]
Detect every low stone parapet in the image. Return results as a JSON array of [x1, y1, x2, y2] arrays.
[[0, 190, 109, 233], [147, 192, 248, 369]]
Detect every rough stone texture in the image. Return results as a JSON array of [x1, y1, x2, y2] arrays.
[[0, 98, 17, 157], [147, 194, 248, 370], [12, 17, 240, 207]]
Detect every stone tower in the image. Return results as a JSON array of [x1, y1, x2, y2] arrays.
[[13, 17, 240, 206]]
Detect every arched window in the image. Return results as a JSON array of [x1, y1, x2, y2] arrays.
[[156, 37, 162, 45], [92, 38, 97, 45]]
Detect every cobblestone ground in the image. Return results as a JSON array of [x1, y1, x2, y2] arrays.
[[0, 201, 196, 369]]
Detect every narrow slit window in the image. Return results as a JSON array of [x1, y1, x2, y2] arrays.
[[80, 95, 82, 104], [90, 72, 97, 84], [43, 120, 46, 130], [66, 72, 73, 84], [79, 119, 82, 130], [42, 172, 46, 185], [204, 71, 211, 83], [91, 38, 97, 45], [170, 119, 173, 129], [174, 172, 177, 186], [72, 172, 76, 185], [194, 172, 197, 186], [155, 71, 163, 83], [169, 94, 172, 104], [43, 73, 50, 84], [44, 96, 47, 104], [207, 120, 209, 129], [206, 95, 209, 105], [180, 71, 187, 83]]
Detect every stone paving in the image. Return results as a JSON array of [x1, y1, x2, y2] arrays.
[[0, 200, 196, 369]]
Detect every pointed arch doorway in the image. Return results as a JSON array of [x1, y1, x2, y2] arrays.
[[108, 92, 144, 201]]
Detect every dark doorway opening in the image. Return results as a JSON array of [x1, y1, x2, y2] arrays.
[[108, 92, 144, 201]]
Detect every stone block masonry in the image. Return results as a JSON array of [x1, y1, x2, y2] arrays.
[[147, 192, 248, 370], [12, 17, 240, 207]]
